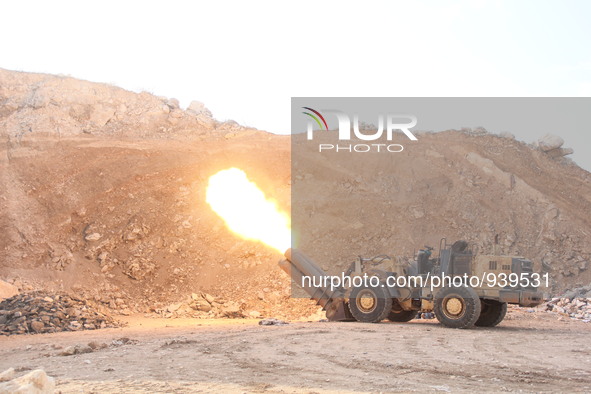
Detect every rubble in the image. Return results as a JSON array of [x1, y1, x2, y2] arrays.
[[0, 291, 120, 335], [152, 292, 249, 319], [545, 297, 591, 322], [259, 318, 289, 326], [542, 285, 591, 322]]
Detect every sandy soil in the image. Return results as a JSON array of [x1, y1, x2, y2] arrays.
[[1, 311, 590, 393]]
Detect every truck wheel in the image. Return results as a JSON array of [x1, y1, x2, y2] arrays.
[[387, 301, 418, 322], [475, 300, 507, 327], [348, 285, 392, 323], [434, 286, 481, 329]]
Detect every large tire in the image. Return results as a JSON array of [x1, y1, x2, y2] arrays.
[[348, 285, 392, 323], [475, 300, 507, 327], [387, 300, 418, 322], [434, 286, 481, 329]]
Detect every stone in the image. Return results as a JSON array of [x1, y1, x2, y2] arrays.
[[0, 368, 15, 382], [545, 147, 574, 158], [166, 303, 182, 313], [84, 233, 102, 241], [202, 293, 215, 304], [59, 346, 77, 356], [222, 302, 242, 318], [0, 369, 55, 393], [259, 318, 289, 326], [499, 132, 515, 140], [30, 321, 45, 333], [0, 280, 18, 301], [1, 290, 118, 335], [166, 98, 180, 109], [192, 301, 211, 312], [538, 134, 564, 152], [186, 100, 212, 117], [87, 341, 107, 350], [59, 344, 93, 356]]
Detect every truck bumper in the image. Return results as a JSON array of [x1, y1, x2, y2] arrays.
[[499, 289, 545, 307]]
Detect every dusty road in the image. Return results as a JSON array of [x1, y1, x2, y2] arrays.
[[1, 311, 591, 393]]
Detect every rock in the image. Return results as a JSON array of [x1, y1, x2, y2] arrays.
[[84, 233, 102, 241], [545, 147, 574, 158], [259, 318, 289, 326], [563, 290, 576, 300], [221, 302, 243, 318], [0, 290, 118, 336], [0, 368, 15, 382], [538, 134, 564, 152], [202, 293, 215, 304], [29, 321, 44, 333], [192, 301, 211, 312], [499, 132, 515, 140], [0, 280, 18, 301], [186, 100, 212, 117], [166, 98, 180, 109], [0, 369, 55, 393], [249, 311, 261, 318], [59, 346, 77, 356], [88, 341, 107, 350], [166, 303, 182, 313], [59, 344, 93, 356]]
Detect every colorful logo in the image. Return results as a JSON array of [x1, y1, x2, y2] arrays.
[[302, 107, 328, 130]]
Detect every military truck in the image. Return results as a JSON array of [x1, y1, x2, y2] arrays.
[[279, 239, 547, 329]]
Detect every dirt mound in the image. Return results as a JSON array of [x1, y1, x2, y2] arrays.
[[0, 291, 119, 335], [0, 68, 590, 320]]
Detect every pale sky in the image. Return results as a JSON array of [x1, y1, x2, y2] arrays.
[[2, 0, 590, 168]]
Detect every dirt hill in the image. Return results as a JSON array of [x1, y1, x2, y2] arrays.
[[1, 68, 590, 320]]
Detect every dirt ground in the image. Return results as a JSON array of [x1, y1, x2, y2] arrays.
[[1, 310, 590, 393]]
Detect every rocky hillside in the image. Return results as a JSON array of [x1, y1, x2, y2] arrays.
[[0, 68, 307, 320], [293, 129, 591, 294], [0, 68, 590, 320]]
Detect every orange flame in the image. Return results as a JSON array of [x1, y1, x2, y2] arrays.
[[206, 168, 290, 254]]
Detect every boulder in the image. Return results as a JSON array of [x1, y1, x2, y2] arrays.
[[545, 147, 574, 158], [186, 100, 212, 117], [0, 369, 55, 393], [0, 368, 15, 382], [538, 134, 564, 152], [0, 280, 18, 301]]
